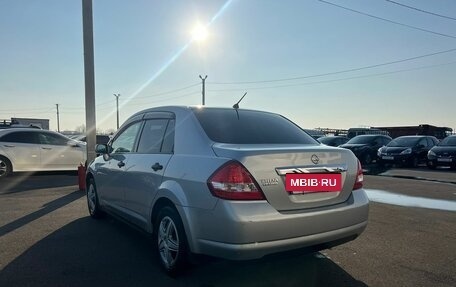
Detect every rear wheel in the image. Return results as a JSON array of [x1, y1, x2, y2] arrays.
[[0, 156, 12, 178], [155, 206, 188, 276]]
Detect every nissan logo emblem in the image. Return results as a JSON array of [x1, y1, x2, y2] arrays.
[[311, 154, 319, 164]]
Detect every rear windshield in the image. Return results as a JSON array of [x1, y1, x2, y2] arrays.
[[192, 108, 317, 144]]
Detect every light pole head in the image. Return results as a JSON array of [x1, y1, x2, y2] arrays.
[[199, 75, 207, 80]]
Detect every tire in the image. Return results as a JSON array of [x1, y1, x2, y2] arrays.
[[86, 178, 103, 219], [154, 206, 188, 276], [0, 156, 12, 178]]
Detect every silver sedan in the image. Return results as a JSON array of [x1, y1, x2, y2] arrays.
[[87, 106, 369, 275]]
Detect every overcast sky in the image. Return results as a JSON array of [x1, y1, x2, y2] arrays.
[[1, 0, 455, 132]]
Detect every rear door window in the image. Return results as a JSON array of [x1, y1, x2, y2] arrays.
[[38, 132, 69, 146], [161, 119, 175, 154], [137, 119, 169, 154], [192, 108, 317, 144]]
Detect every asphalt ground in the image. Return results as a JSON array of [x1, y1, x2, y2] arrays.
[[0, 169, 455, 287]]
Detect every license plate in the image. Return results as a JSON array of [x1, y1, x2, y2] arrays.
[[285, 173, 342, 193], [382, 156, 394, 160], [437, 158, 452, 162]]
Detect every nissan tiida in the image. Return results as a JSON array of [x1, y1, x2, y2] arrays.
[[86, 106, 369, 275]]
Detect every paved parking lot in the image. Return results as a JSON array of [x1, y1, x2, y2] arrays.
[[0, 169, 455, 287]]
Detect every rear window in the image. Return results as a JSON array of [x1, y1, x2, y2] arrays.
[[0, 131, 39, 144], [192, 108, 317, 144]]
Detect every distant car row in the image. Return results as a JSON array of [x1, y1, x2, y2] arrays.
[[318, 134, 456, 169], [1, 123, 454, 179]]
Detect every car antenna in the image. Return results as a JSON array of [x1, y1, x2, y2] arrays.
[[233, 92, 247, 109]]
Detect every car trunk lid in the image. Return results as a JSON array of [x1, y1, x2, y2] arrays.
[[212, 143, 359, 211]]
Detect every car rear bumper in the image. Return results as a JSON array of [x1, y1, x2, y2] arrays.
[[183, 189, 369, 260], [196, 221, 366, 260]]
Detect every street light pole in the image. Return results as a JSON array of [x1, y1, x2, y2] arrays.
[[82, 0, 97, 164], [55, 104, 60, 132], [199, 75, 207, 105], [113, 93, 120, 129]]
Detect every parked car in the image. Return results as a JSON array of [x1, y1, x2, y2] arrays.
[[0, 128, 86, 178], [377, 135, 439, 167], [318, 136, 350, 147], [303, 129, 325, 140], [86, 106, 369, 275], [70, 134, 111, 145], [0, 123, 42, 129], [339, 135, 392, 165], [427, 135, 456, 169]]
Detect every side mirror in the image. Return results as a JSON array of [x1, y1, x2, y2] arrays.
[[95, 144, 108, 154]]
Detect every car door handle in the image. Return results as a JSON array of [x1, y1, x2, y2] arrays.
[[117, 161, 125, 168], [151, 162, 163, 171], [41, 147, 52, 150], [4, 145, 15, 148]]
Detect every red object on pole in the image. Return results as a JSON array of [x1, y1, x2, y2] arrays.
[[78, 163, 86, 191]]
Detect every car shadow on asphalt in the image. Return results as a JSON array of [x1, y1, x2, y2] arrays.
[[0, 172, 78, 194], [0, 190, 84, 237], [0, 216, 368, 287]]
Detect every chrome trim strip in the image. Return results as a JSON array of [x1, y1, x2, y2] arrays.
[[275, 166, 347, 175]]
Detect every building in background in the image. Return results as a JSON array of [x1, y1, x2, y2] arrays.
[[0, 118, 49, 130], [374, 124, 453, 140]]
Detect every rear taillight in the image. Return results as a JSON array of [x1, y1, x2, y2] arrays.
[[207, 161, 265, 200], [353, 160, 364, 190]]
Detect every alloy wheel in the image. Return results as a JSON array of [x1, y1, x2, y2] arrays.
[[158, 216, 180, 269]]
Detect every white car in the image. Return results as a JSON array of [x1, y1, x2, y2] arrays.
[[0, 128, 86, 178]]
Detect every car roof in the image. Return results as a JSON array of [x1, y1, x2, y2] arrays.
[[395, 135, 428, 138], [0, 128, 63, 136], [0, 128, 54, 132], [128, 105, 278, 118], [318, 135, 348, 139], [0, 128, 44, 133], [352, 134, 387, 138]]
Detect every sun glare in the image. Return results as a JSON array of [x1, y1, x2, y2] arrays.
[[191, 23, 209, 42]]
